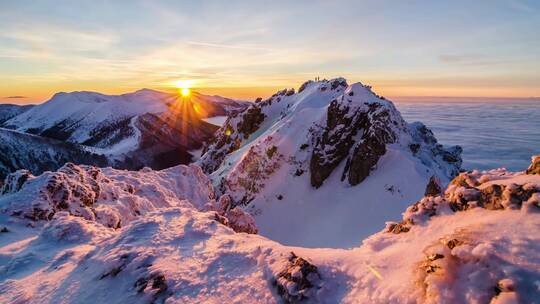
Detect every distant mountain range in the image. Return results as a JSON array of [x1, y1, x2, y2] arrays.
[[0, 89, 248, 180]]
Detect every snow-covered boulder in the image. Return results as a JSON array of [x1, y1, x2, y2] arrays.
[[527, 154, 540, 175], [198, 78, 462, 247], [0, 163, 215, 227]]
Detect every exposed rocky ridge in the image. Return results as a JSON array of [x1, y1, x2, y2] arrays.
[[309, 82, 408, 187], [527, 155, 540, 174], [386, 155, 540, 234], [0, 163, 256, 233], [199, 104, 266, 174]]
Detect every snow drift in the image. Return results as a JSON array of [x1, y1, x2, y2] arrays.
[[0, 156, 538, 303], [198, 78, 462, 247]]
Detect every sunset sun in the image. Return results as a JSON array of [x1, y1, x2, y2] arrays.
[[175, 80, 193, 97]]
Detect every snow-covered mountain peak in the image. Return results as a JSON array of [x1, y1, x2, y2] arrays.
[[198, 77, 462, 247]]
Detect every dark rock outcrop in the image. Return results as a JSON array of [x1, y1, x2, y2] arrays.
[[199, 104, 266, 174], [388, 158, 540, 234], [310, 84, 406, 188], [274, 252, 322, 303], [208, 194, 258, 234], [526, 155, 540, 175], [424, 175, 443, 197]]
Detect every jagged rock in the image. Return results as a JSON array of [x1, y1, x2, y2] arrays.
[[1, 163, 215, 230], [385, 222, 410, 234], [1, 169, 33, 194], [237, 106, 266, 139], [274, 252, 322, 303], [392, 168, 540, 234], [199, 104, 266, 173], [310, 87, 404, 187], [206, 194, 258, 234], [298, 81, 313, 93], [526, 155, 540, 175], [424, 175, 443, 197]]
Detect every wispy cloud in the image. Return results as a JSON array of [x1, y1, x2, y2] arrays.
[[504, 0, 536, 13], [186, 41, 273, 51], [5, 96, 26, 99], [438, 54, 523, 66]]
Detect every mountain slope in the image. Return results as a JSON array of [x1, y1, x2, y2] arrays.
[[0, 156, 538, 303], [0, 128, 108, 182], [0, 89, 247, 178], [3, 89, 247, 152], [198, 78, 462, 247], [0, 104, 33, 124]]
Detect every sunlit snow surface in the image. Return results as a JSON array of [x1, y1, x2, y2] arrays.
[[396, 99, 540, 172], [202, 115, 228, 126]]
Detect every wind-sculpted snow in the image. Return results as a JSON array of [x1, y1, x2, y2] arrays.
[[0, 163, 257, 235], [0, 157, 539, 303], [198, 78, 462, 247]]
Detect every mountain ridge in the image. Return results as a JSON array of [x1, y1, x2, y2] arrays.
[[198, 77, 462, 247]]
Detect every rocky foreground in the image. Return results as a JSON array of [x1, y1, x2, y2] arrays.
[[0, 156, 539, 303]]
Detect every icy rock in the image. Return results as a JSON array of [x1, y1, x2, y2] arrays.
[[391, 167, 540, 234], [206, 194, 258, 234], [310, 91, 402, 187], [274, 252, 322, 303], [1, 169, 34, 194], [526, 155, 540, 175], [424, 175, 443, 197]]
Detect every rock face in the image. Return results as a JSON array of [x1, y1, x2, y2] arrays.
[[387, 157, 540, 234], [424, 175, 443, 196], [309, 83, 407, 187], [274, 252, 322, 303], [203, 194, 258, 234], [526, 155, 540, 175], [199, 104, 266, 174]]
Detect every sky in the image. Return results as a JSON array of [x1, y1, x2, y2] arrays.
[[1, 0, 539, 104]]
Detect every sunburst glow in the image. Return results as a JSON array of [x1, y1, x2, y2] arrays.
[[175, 80, 193, 97], [181, 87, 190, 96], [175, 80, 193, 89]]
